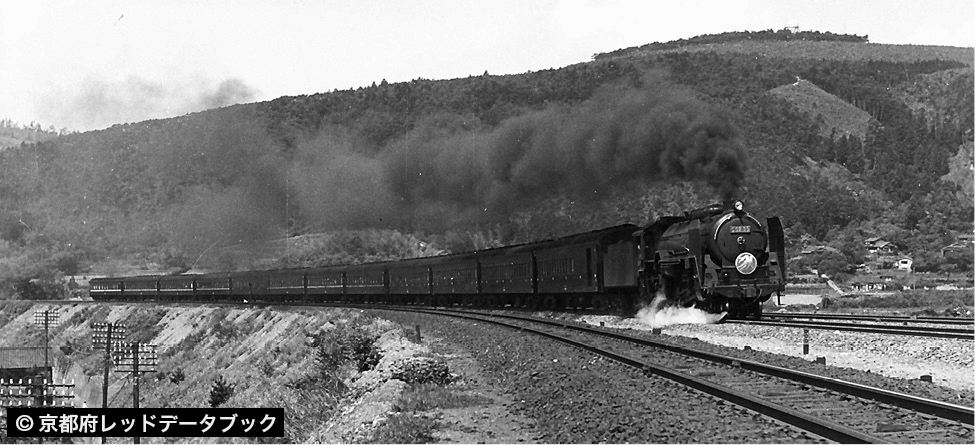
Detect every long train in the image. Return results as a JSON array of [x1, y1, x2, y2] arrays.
[[90, 200, 785, 318]]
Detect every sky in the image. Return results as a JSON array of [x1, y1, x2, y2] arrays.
[[2, 0, 973, 132]]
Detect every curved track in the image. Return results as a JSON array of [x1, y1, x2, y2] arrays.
[[25, 299, 974, 442], [387, 307, 974, 443]]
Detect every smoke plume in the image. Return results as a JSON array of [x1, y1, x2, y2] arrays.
[[169, 76, 748, 264], [383, 80, 746, 229], [292, 129, 397, 230], [38, 76, 257, 131]]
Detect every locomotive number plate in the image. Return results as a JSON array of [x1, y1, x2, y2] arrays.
[[730, 225, 751, 233]]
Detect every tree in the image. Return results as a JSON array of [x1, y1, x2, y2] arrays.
[[814, 250, 856, 279], [941, 141, 975, 205]]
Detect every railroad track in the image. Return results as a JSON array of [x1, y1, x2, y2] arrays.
[[392, 307, 973, 443], [764, 312, 975, 326], [725, 318, 974, 341], [21, 299, 974, 441]]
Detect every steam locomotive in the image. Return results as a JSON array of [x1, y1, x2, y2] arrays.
[[90, 200, 785, 318]]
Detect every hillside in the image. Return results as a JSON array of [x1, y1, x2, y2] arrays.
[[0, 31, 972, 297], [894, 67, 974, 132], [0, 300, 434, 443], [0, 120, 64, 150], [769, 79, 876, 141], [595, 30, 973, 66]]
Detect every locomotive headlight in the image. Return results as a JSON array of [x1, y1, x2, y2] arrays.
[[734, 200, 744, 212], [734, 252, 758, 275]]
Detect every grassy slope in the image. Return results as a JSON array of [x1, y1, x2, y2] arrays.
[[769, 79, 876, 140], [0, 301, 424, 443]]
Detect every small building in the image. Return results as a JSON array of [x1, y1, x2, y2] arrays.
[[864, 237, 897, 255], [942, 232, 975, 257], [941, 242, 973, 257], [895, 258, 913, 272], [850, 281, 889, 291], [800, 245, 841, 255]]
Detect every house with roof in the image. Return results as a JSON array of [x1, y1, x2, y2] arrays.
[[864, 237, 897, 256], [800, 245, 841, 256], [941, 232, 974, 258], [895, 258, 913, 271], [0, 346, 51, 381]]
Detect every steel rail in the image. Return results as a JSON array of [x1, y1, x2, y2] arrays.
[[726, 319, 974, 340], [402, 308, 886, 444], [765, 312, 975, 326], [444, 309, 975, 426], [52, 299, 975, 427]]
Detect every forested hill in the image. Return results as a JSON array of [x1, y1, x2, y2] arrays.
[[594, 29, 972, 65], [0, 120, 66, 150], [0, 30, 972, 298]]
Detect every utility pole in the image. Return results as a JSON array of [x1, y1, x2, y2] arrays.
[[92, 322, 126, 444], [113, 343, 157, 445], [32, 309, 60, 379]]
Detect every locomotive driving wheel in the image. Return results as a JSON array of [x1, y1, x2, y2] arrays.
[[591, 295, 608, 312], [748, 300, 763, 319], [484, 295, 498, 308], [542, 295, 559, 310]]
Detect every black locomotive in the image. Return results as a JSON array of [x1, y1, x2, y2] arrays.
[[90, 200, 785, 318]]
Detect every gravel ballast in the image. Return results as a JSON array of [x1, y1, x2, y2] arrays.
[[379, 311, 829, 443], [373, 307, 975, 443], [572, 312, 974, 407]]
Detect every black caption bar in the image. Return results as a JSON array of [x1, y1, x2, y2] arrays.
[[6, 408, 284, 437]]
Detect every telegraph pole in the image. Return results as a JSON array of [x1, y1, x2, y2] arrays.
[[32, 309, 60, 378], [92, 322, 126, 444], [113, 342, 157, 445]]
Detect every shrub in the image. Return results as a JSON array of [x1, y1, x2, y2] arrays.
[[313, 324, 381, 375], [391, 357, 452, 385], [59, 338, 77, 356], [257, 359, 274, 377], [209, 375, 235, 407], [169, 368, 185, 384], [211, 320, 240, 342], [347, 330, 382, 372]]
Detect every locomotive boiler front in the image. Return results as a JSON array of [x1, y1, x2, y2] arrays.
[[706, 201, 769, 274], [701, 201, 786, 316]]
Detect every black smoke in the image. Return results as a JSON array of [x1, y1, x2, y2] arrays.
[[383, 79, 746, 229], [172, 76, 748, 261]]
